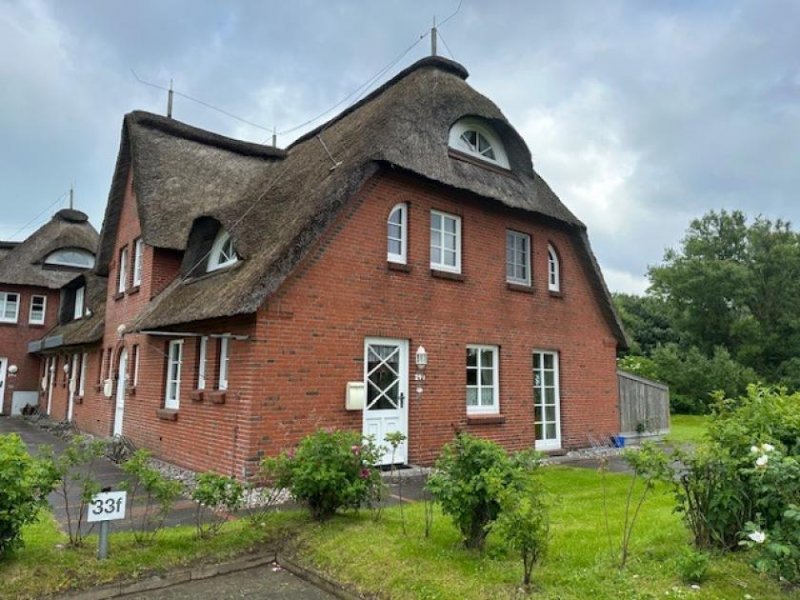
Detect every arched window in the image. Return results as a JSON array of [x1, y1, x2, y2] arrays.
[[547, 244, 560, 292], [387, 203, 407, 264], [448, 118, 509, 168], [44, 248, 95, 269], [207, 230, 238, 272]]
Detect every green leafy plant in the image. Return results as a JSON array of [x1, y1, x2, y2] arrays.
[[121, 450, 183, 545], [426, 433, 538, 550], [0, 434, 57, 558], [675, 546, 709, 584], [263, 429, 384, 521], [191, 472, 244, 538], [741, 506, 800, 584]]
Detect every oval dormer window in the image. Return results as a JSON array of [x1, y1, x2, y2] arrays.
[[44, 248, 95, 269], [448, 118, 509, 169], [207, 230, 238, 272]]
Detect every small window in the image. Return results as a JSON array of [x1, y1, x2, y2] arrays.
[[547, 244, 560, 292], [73, 286, 85, 320], [430, 210, 461, 273], [466, 345, 499, 414], [164, 340, 183, 410], [448, 118, 510, 168], [197, 336, 208, 390], [118, 246, 128, 293], [208, 230, 238, 272], [132, 238, 144, 287], [0, 292, 20, 323], [44, 248, 95, 269], [218, 337, 230, 391], [131, 345, 140, 387], [29, 295, 47, 325], [506, 231, 531, 285], [387, 203, 408, 264], [78, 352, 87, 396]]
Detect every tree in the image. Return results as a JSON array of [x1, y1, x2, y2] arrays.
[[612, 293, 680, 356]]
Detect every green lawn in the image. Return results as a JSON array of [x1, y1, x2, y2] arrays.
[[666, 414, 710, 445]]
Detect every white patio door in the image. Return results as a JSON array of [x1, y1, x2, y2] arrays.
[[67, 353, 79, 422], [113, 349, 127, 437], [533, 350, 562, 451], [363, 338, 408, 465]]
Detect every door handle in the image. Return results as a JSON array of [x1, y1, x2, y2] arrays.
[[399, 392, 405, 407]]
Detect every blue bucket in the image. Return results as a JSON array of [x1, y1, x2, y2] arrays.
[[611, 435, 626, 448]]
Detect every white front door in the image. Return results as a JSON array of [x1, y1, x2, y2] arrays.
[[363, 338, 409, 465], [113, 349, 127, 437], [67, 354, 79, 422], [0, 357, 7, 413], [533, 350, 562, 451]]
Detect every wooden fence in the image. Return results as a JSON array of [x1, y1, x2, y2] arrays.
[[618, 370, 670, 438]]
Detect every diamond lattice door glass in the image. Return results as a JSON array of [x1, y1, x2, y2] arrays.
[[533, 351, 561, 450], [364, 339, 408, 465]]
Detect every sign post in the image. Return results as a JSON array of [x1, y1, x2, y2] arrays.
[[87, 490, 127, 559]]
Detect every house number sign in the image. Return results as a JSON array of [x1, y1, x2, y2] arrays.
[[87, 491, 127, 522]]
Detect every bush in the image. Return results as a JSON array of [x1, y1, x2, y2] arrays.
[[0, 434, 56, 558], [426, 433, 538, 550], [742, 506, 800, 584], [121, 450, 183, 544], [191, 472, 244, 538], [263, 430, 383, 521], [676, 547, 709, 584]]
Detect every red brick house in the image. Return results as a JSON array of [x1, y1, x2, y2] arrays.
[[32, 56, 627, 477], [0, 209, 98, 415]]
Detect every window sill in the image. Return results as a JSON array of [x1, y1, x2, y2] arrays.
[[548, 290, 564, 299], [466, 414, 506, 425], [431, 269, 465, 282], [506, 282, 534, 294], [113, 291, 125, 301], [387, 261, 411, 273], [128, 285, 141, 296], [28, 323, 46, 328], [125, 385, 136, 396], [156, 408, 178, 421], [191, 389, 205, 402], [0, 321, 19, 326], [208, 390, 227, 404], [448, 148, 514, 176], [74, 395, 83, 405], [94, 383, 103, 393]]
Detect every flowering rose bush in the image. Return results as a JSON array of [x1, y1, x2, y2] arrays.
[[263, 430, 383, 521]]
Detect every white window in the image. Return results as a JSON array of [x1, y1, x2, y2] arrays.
[[466, 345, 499, 414], [131, 345, 140, 387], [533, 350, 561, 449], [29, 295, 46, 325], [44, 248, 95, 269], [78, 352, 87, 396], [73, 286, 85, 320], [132, 238, 143, 287], [0, 292, 20, 323], [547, 244, 560, 292], [164, 340, 183, 410], [197, 336, 208, 390], [208, 230, 238, 272], [448, 118, 510, 168], [118, 247, 128, 293], [218, 337, 230, 391], [430, 210, 461, 273], [506, 231, 531, 285], [387, 203, 408, 264]]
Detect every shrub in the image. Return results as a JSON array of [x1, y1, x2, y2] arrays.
[[263, 430, 384, 521], [742, 506, 800, 584], [676, 547, 709, 584], [0, 434, 56, 558], [191, 472, 244, 538], [121, 450, 183, 544], [426, 433, 538, 550]]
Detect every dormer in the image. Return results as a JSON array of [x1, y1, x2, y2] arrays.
[[207, 229, 239, 272], [44, 247, 96, 270], [448, 117, 510, 169], [180, 217, 241, 278], [59, 275, 90, 323]]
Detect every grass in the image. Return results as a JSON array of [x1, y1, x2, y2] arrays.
[[0, 510, 304, 600], [666, 414, 711, 445], [298, 466, 798, 600]]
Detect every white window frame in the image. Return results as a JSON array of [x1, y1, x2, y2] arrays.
[[0, 292, 20, 323], [218, 337, 230, 391], [44, 248, 95, 269], [208, 230, 238, 272], [506, 230, 531, 285], [448, 118, 510, 169], [29, 295, 47, 325], [197, 336, 208, 390], [132, 238, 143, 287], [131, 344, 140, 387], [466, 344, 500, 415], [547, 244, 561, 292], [73, 286, 85, 320], [164, 340, 183, 410], [78, 352, 87, 396], [533, 350, 561, 450], [387, 203, 408, 264], [118, 247, 128, 293], [430, 210, 462, 274]]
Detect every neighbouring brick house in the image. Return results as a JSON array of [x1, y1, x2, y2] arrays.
[[0, 209, 98, 415], [31, 56, 628, 478]]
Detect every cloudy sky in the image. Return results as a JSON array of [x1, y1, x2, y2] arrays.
[[1, 0, 798, 294]]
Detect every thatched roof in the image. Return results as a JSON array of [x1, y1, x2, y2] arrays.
[[0, 209, 99, 289], [0, 241, 19, 262], [30, 272, 107, 352], [102, 56, 625, 347]]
